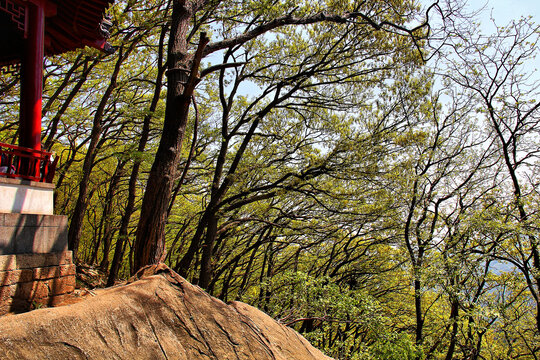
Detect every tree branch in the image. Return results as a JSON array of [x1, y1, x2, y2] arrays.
[[200, 62, 246, 78], [203, 10, 429, 57]]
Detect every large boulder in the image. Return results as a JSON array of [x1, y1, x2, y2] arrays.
[[0, 264, 332, 360]]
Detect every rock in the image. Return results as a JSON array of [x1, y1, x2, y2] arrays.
[[0, 264, 332, 360], [76, 263, 108, 289]]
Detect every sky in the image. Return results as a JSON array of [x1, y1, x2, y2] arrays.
[[466, 0, 540, 75], [420, 0, 540, 78], [455, 0, 539, 30], [475, 0, 540, 24]]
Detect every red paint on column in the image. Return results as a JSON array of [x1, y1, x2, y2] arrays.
[[19, 1, 45, 152]]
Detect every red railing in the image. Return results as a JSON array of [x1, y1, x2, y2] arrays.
[[0, 142, 58, 183]]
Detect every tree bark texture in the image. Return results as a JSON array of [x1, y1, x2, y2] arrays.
[[133, 0, 208, 272], [107, 23, 168, 286]]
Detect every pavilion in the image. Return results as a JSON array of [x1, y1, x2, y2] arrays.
[[0, 0, 114, 313]]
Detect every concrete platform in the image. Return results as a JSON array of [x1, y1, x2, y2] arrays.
[[0, 178, 54, 215]]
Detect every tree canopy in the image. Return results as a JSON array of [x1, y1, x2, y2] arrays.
[[1, 0, 540, 358]]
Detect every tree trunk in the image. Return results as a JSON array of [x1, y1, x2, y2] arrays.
[[133, 1, 208, 272], [67, 67, 120, 261], [43, 58, 98, 151], [106, 23, 168, 285], [198, 213, 218, 289], [236, 237, 263, 300], [414, 277, 423, 346], [42, 54, 84, 118], [175, 210, 209, 277], [444, 297, 459, 360], [99, 160, 126, 271]]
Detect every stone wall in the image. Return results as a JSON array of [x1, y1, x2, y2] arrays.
[[0, 252, 75, 314]]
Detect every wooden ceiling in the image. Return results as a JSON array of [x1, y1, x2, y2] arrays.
[[0, 0, 114, 67]]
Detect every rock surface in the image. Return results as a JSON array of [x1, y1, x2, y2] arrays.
[[0, 264, 332, 360]]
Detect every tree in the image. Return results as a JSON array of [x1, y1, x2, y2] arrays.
[[133, 0, 435, 273], [444, 16, 540, 333]]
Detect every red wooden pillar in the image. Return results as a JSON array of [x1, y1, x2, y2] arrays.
[[19, 0, 45, 153]]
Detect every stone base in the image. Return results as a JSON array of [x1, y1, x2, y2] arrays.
[[0, 213, 68, 255], [0, 252, 75, 314]]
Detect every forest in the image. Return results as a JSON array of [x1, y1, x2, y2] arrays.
[[1, 0, 540, 358]]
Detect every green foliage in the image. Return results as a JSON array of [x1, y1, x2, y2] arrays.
[[362, 333, 423, 360], [250, 271, 386, 359], [3, 0, 540, 358]]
